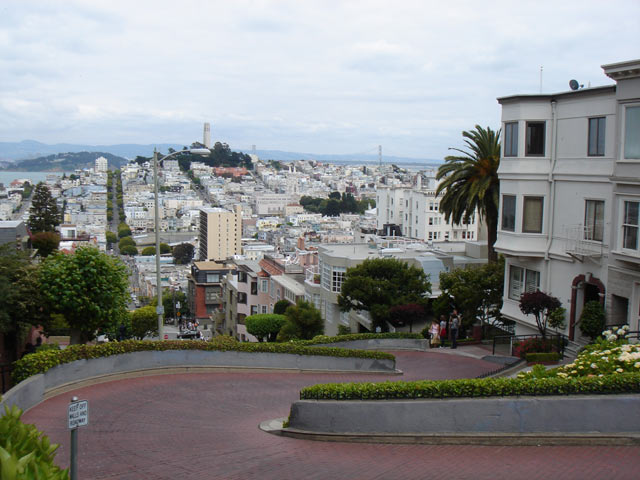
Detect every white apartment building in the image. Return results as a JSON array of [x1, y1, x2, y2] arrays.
[[495, 59, 640, 342], [377, 176, 482, 243], [198, 205, 242, 262], [94, 156, 108, 173], [252, 193, 294, 216]]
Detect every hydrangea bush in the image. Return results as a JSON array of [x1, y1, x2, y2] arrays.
[[520, 325, 638, 380]]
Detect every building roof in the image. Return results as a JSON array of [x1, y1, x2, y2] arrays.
[[497, 85, 615, 104], [194, 260, 227, 270]]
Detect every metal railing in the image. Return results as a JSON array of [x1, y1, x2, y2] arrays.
[[492, 333, 567, 358]]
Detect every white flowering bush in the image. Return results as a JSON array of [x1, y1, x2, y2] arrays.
[[520, 326, 638, 380]]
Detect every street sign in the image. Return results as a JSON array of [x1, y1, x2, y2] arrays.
[[68, 400, 89, 429], [164, 334, 169, 339]]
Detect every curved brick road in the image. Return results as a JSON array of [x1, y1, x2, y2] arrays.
[[23, 350, 640, 479]]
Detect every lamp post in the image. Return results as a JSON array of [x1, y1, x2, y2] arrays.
[[154, 147, 209, 340]]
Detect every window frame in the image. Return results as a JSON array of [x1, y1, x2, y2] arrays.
[[525, 121, 546, 156], [509, 265, 540, 301], [504, 122, 518, 157], [584, 199, 604, 242], [588, 117, 606, 157], [624, 105, 640, 160], [522, 196, 544, 234], [622, 200, 639, 252]]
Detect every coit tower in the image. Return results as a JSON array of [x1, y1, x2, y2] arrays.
[[203, 122, 211, 148]]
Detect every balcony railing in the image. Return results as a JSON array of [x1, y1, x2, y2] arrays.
[[305, 265, 321, 284], [563, 224, 604, 260]]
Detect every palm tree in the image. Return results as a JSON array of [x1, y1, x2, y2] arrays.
[[436, 125, 501, 262]]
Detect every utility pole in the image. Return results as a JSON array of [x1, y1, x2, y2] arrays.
[[153, 149, 164, 339]]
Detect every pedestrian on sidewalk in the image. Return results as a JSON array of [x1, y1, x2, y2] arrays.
[[439, 315, 447, 348], [428, 320, 440, 348], [450, 310, 459, 349]]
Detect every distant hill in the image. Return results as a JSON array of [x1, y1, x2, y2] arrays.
[[0, 140, 441, 167], [4, 151, 128, 172]]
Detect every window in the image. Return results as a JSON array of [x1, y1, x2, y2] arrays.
[[251, 305, 258, 315], [321, 261, 331, 290], [504, 122, 518, 156], [332, 266, 346, 293], [526, 121, 545, 156], [588, 117, 606, 156], [251, 282, 258, 295], [205, 286, 220, 303], [584, 200, 604, 242], [623, 201, 639, 250], [624, 106, 640, 159], [509, 266, 540, 300], [261, 305, 268, 314], [523, 197, 543, 233], [206, 273, 220, 283], [501, 195, 516, 232], [429, 217, 433, 225], [238, 292, 247, 304], [260, 279, 269, 293], [238, 271, 247, 283]]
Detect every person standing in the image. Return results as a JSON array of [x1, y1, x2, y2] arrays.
[[428, 320, 440, 348], [439, 315, 447, 348], [450, 309, 460, 349]]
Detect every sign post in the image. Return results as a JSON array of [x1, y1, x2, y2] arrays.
[[68, 396, 89, 480]]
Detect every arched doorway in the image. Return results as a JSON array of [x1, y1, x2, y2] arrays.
[[569, 274, 605, 341]]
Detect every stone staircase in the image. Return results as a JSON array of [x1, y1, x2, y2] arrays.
[[562, 338, 587, 360]]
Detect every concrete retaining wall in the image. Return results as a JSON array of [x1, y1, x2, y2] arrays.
[[319, 339, 428, 351], [287, 395, 640, 435], [0, 350, 396, 413]]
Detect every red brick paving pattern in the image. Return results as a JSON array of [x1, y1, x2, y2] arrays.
[[22, 350, 640, 479]]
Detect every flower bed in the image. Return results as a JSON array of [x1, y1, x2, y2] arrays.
[[512, 337, 559, 359], [12, 338, 394, 384]]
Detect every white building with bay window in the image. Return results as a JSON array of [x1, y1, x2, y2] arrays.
[[495, 59, 640, 345]]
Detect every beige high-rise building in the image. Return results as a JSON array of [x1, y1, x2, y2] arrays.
[[198, 205, 242, 261]]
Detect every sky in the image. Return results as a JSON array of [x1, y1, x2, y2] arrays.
[[1, 0, 639, 161]]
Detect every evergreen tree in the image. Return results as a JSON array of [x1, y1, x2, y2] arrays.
[[28, 182, 60, 233]]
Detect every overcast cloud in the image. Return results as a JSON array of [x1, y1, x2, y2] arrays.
[[1, 0, 638, 160]]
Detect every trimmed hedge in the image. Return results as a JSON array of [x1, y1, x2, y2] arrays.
[[299, 372, 640, 400], [297, 332, 423, 346], [11, 339, 395, 384], [526, 352, 561, 363]]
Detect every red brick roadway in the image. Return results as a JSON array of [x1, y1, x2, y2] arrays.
[[23, 350, 640, 479]]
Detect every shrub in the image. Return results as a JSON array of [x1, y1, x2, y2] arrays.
[[512, 337, 558, 359], [119, 245, 138, 256], [299, 373, 640, 400], [337, 325, 352, 336], [525, 352, 561, 364], [0, 405, 69, 479], [118, 236, 136, 248], [579, 301, 605, 340], [296, 332, 422, 346], [11, 339, 395, 384], [278, 300, 324, 341], [141, 246, 156, 256]]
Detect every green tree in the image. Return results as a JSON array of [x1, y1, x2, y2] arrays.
[[338, 258, 431, 331], [0, 245, 49, 361], [118, 222, 132, 238], [141, 246, 156, 256], [273, 299, 292, 315], [579, 301, 605, 340], [129, 306, 158, 340], [31, 231, 60, 257], [160, 243, 171, 254], [106, 231, 117, 245], [436, 125, 501, 262], [278, 300, 324, 341], [118, 236, 136, 250], [245, 313, 286, 342], [28, 182, 60, 233], [172, 243, 195, 264], [519, 290, 562, 339], [38, 247, 129, 344], [439, 258, 504, 329], [119, 245, 138, 256], [388, 303, 426, 333], [149, 289, 191, 320]]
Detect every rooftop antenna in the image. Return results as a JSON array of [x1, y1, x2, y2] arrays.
[[539, 66, 543, 93]]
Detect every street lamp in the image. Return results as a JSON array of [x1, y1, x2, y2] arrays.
[[154, 147, 209, 340]]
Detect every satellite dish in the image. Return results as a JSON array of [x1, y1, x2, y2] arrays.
[[569, 79, 580, 91]]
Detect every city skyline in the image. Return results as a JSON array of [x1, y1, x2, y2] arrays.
[[1, 0, 639, 160]]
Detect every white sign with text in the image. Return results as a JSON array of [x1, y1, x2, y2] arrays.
[[68, 400, 89, 429]]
